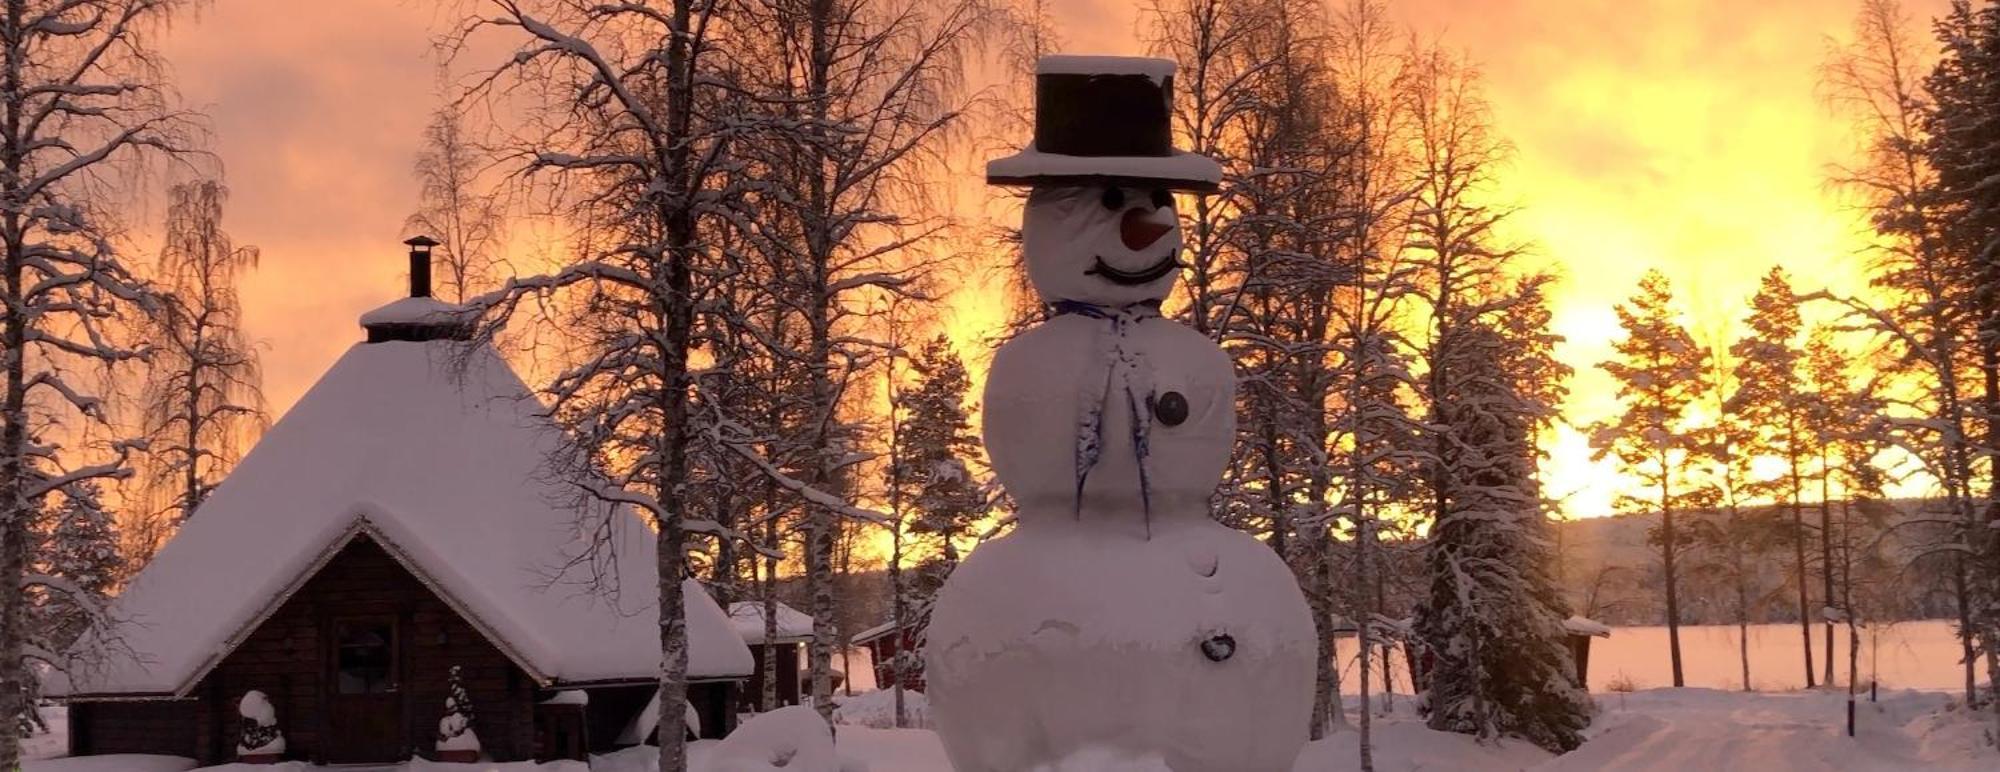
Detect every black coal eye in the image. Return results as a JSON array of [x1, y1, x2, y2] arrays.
[[1151, 189, 1173, 209], [1100, 187, 1125, 211]]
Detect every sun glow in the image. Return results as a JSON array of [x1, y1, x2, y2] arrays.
[[161, 0, 1950, 527]]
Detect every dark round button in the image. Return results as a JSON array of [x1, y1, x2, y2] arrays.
[[1201, 634, 1236, 662], [1154, 391, 1189, 426]]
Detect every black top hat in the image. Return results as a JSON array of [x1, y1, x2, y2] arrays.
[[987, 55, 1222, 194]]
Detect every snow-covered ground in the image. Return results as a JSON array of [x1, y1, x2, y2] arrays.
[[24, 687, 1999, 771]]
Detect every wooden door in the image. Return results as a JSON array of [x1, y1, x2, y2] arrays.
[[325, 616, 404, 762]]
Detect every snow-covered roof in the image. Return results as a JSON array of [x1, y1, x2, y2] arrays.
[[728, 601, 814, 645], [52, 337, 752, 698], [1563, 616, 1613, 638], [854, 619, 905, 644], [357, 295, 471, 327]]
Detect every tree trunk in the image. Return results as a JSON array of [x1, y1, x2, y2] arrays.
[[1792, 462, 1815, 689], [655, 3, 701, 767], [1661, 472, 1684, 688], [1820, 472, 1834, 688]]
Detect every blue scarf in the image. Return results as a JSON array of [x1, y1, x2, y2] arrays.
[[1050, 299, 1162, 533]]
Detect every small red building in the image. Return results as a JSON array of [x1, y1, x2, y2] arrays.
[[855, 620, 926, 693], [48, 242, 754, 764]]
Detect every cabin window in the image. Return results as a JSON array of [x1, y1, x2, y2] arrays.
[[335, 619, 396, 694]]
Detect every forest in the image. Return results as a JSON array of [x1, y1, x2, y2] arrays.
[[4, 0, 2000, 769]]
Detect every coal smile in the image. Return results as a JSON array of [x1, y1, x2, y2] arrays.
[[1085, 254, 1182, 286]]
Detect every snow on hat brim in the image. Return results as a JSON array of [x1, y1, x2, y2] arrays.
[[986, 147, 1222, 194]]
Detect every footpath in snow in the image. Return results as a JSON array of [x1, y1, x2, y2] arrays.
[[22, 687, 2000, 771]]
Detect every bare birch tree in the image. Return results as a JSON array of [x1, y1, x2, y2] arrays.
[[133, 179, 265, 565], [0, 0, 202, 762]]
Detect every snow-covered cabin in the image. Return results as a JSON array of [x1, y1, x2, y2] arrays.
[[727, 600, 813, 711], [49, 240, 753, 765]]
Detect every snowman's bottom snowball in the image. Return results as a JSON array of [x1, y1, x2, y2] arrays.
[[925, 519, 1315, 772]]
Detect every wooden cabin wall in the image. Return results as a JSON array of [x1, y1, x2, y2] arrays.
[[194, 535, 535, 763], [66, 700, 198, 757]]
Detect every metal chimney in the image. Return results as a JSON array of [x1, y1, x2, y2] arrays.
[[404, 235, 438, 298]]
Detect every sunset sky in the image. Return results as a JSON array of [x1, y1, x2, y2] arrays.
[[153, 0, 1951, 519]]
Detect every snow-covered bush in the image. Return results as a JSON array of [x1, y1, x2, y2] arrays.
[[437, 665, 480, 752], [237, 690, 284, 756], [704, 706, 839, 772], [831, 689, 933, 729]]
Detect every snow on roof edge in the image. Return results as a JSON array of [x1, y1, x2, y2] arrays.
[[1037, 55, 1175, 82]]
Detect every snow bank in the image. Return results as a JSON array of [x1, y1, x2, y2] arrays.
[[23, 757, 195, 772], [1561, 615, 1612, 638], [832, 689, 934, 729], [702, 705, 840, 772]]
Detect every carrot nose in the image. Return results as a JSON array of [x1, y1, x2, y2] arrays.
[[1121, 207, 1174, 250]]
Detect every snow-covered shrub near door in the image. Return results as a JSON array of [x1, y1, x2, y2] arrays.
[[436, 665, 480, 758], [236, 690, 283, 758]]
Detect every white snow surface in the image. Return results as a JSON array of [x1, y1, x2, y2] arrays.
[[23, 757, 195, 772], [1035, 55, 1176, 82], [832, 688, 934, 729], [701, 706, 841, 772], [238, 690, 276, 725], [987, 150, 1222, 187], [728, 600, 815, 644], [52, 339, 751, 697], [436, 724, 479, 752], [1561, 615, 1612, 638], [358, 296, 472, 327]]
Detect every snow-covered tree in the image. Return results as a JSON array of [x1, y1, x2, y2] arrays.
[[236, 690, 283, 757], [1923, 0, 2000, 724], [1725, 267, 1818, 688], [436, 664, 479, 754], [450, 2, 749, 768], [31, 482, 120, 647], [1414, 317, 1590, 752], [0, 0, 202, 762], [405, 94, 505, 304], [1591, 270, 1711, 689], [1687, 341, 1762, 693], [1821, 0, 1987, 709], [899, 335, 981, 575], [726, 0, 985, 722], [134, 179, 265, 563]]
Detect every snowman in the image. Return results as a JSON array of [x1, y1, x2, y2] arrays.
[[924, 55, 1315, 772]]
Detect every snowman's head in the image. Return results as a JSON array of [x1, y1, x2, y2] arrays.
[[1022, 185, 1182, 307]]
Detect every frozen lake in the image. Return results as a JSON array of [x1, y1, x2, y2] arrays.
[[1332, 619, 1989, 695]]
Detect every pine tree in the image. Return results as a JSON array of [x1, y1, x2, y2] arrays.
[[32, 482, 121, 647], [1415, 309, 1590, 752], [1591, 270, 1710, 688], [1726, 267, 1818, 688], [1822, 0, 1984, 706], [436, 664, 477, 751], [1925, 0, 2000, 724], [898, 336, 982, 593]]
